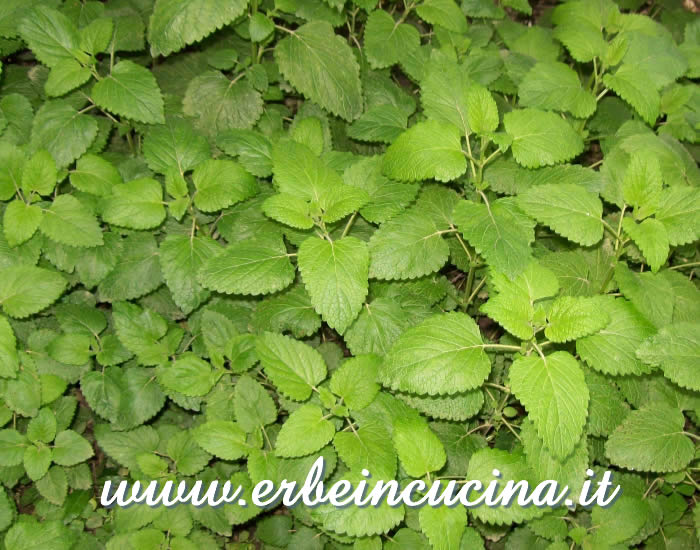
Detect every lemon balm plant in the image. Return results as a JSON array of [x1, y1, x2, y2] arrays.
[[0, 0, 698, 548]]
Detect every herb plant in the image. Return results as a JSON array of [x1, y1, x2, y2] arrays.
[[0, 0, 698, 548]]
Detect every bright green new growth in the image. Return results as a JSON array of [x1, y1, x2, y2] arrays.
[[0, 0, 698, 548]]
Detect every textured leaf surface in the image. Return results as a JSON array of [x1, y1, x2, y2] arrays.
[[504, 108, 584, 168], [383, 120, 466, 182], [636, 323, 700, 392], [148, 0, 249, 57], [93, 61, 165, 124], [275, 21, 363, 121], [577, 297, 656, 376], [509, 352, 589, 459], [198, 237, 294, 296], [518, 184, 603, 246], [605, 406, 694, 473], [298, 237, 369, 334], [453, 198, 534, 278], [380, 313, 491, 396], [255, 332, 326, 401]]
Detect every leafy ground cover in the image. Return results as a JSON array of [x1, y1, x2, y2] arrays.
[[0, 0, 698, 548]]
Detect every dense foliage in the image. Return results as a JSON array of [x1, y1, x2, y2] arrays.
[[0, 0, 698, 548]]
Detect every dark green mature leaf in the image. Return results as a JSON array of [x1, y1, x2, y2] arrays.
[[148, 0, 249, 57], [605, 406, 695, 473], [275, 21, 363, 121], [93, 61, 165, 124]]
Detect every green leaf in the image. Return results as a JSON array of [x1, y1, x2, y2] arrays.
[[167, 431, 211, 476], [193, 420, 250, 460], [382, 120, 467, 182], [517, 184, 603, 246], [347, 105, 408, 144], [23, 445, 52, 480], [545, 296, 610, 343], [29, 100, 98, 169], [262, 193, 314, 229], [363, 10, 420, 69], [622, 154, 662, 220], [585, 369, 629, 437], [397, 390, 483, 421], [622, 218, 669, 273], [192, 159, 258, 212], [233, 375, 277, 433], [251, 284, 321, 339], [101, 178, 166, 229], [592, 496, 648, 546], [21, 150, 57, 196], [467, 448, 542, 525], [81, 366, 166, 430], [70, 154, 122, 197], [636, 323, 700, 392], [3, 200, 42, 247], [518, 61, 596, 118], [52, 430, 93, 466], [416, 0, 467, 32], [198, 237, 295, 296], [159, 234, 221, 314], [466, 84, 499, 135], [0, 429, 26, 466], [143, 117, 211, 176], [0, 266, 66, 319], [40, 195, 103, 247], [393, 416, 445, 477], [380, 312, 491, 395], [92, 60, 164, 125], [45, 59, 92, 98], [453, 198, 535, 278], [419, 505, 466, 550], [157, 354, 218, 397], [420, 54, 471, 135], [605, 405, 695, 473], [520, 418, 588, 495], [98, 234, 163, 302], [18, 6, 81, 68], [275, 21, 363, 121], [333, 421, 396, 479], [298, 237, 369, 334], [655, 186, 700, 246], [183, 71, 263, 136], [148, 0, 249, 57], [344, 298, 412, 356], [255, 332, 327, 401], [0, 143, 25, 201], [275, 404, 335, 458], [510, 352, 588, 459], [330, 354, 380, 410], [27, 409, 56, 444], [5, 518, 75, 550], [602, 66, 659, 126], [576, 297, 655, 376], [481, 261, 559, 340], [368, 209, 450, 280], [504, 108, 584, 168], [216, 129, 273, 178], [614, 263, 673, 329], [47, 333, 92, 366], [0, 315, 18, 378]]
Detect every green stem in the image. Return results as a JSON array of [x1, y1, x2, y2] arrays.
[[340, 211, 358, 239], [669, 261, 700, 271]]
